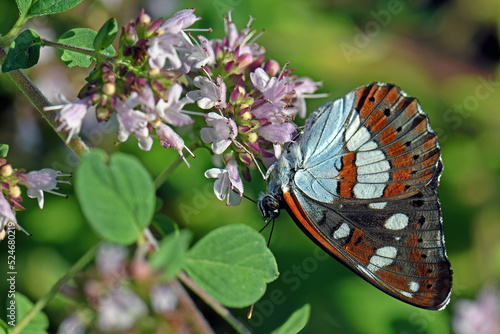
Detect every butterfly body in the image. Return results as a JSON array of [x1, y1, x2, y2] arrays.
[[258, 82, 452, 310]]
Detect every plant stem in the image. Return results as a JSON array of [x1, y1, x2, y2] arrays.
[[178, 271, 252, 334], [0, 46, 89, 157], [41, 39, 97, 57], [10, 243, 99, 334], [0, 13, 28, 47], [153, 141, 199, 189], [171, 279, 215, 334]]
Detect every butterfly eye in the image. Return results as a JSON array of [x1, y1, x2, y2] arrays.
[[258, 195, 281, 220]]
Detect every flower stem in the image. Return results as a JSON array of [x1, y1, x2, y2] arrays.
[[0, 46, 89, 157], [41, 39, 97, 58], [10, 243, 99, 334], [153, 141, 199, 189], [0, 13, 28, 47], [178, 271, 252, 334], [171, 279, 215, 334]]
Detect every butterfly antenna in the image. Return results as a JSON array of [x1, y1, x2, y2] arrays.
[[267, 218, 275, 248], [242, 193, 257, 203], [258, 218, 272, 234]]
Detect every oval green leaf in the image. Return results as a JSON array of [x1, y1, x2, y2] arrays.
[[0, 144, 9, 158], [150, 229, 192, 280], [7, 293, 49, 333], [55, 28, 115, 68], [183, 224, 279, 308], [27, 0, 84, 17], [75, 150, 155, 245], [94, 18, 118, 52], [2, 29, 41, 72], [270, 304, 311, 334]]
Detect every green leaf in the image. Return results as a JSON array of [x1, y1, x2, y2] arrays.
[[16, 0, 32, 15], [153, 213, 178, 236], [94, 18, 118, 53], [0, 144, 9, 158], [27, 0, 84, 17], [7, 293, 49, 333], [150, 230, 192, 280], [183, 224, 279, 308], [270, 304, 311, 334], [1, 29, 41, 72], [75, 150, 155, 245], [55, 28, 115, 68]]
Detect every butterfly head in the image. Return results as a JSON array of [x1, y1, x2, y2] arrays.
[[258, 194, 281, 221]]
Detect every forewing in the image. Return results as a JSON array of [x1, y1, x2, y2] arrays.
[[295, 82, 441, 203], [284, 172, 452, 310]]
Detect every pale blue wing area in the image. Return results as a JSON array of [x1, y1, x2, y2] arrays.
[[294, 91, 356, 202]]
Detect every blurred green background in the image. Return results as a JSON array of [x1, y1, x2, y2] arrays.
[[1, 0, 500, 333]]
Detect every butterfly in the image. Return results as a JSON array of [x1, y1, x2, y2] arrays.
[[258, 82, 452, 310]]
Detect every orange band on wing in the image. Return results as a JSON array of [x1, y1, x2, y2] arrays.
[[283, 191, 343, 259]]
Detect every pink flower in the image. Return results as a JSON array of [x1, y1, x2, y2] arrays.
[[47, 96, 92, 144], [250, 67, 293, 103], [155, 123, 194, 166], [204, 159, 243, 206], [293, 77, 322, 118], [151, 284, 178, 314], [187, 76, 227, 110], [20, 168, 70, 209], [154, 83, 193, 126], [116, 93, 153, 151], [218, 11, 265, 57], [148, 9, 200, 70], [0, 191, 17, 233], [200, 112, 237, 154], [452, 288, 500, 334], [159, 9, 200, 34], [97, 287, 147, 332]]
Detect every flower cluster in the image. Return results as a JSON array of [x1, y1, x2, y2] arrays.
[[57, 243, 188, 333], [452, 288, 500, 334], [49, 9, 323, 205], [0, 156, 70, 237]]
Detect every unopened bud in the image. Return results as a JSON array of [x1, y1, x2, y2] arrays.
[[1, 164, 12, 177], [241, 111, 252, 121], [9, 186, 21, 198], [248, 132, 258, 143], [102, 83, 116, 96]]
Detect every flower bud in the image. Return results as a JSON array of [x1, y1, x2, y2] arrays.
[[1, 164, 12, 177], [102, 83, 116, 96], [248, 132, 258, 143], [9, 186, 21, 198]]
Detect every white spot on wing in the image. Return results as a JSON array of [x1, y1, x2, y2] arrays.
[[367, 246, 397, 272], [369, 202, 387, 209], [400, 291, 413, 298], [359, 140, 378, 151], [333, 223, 350, 239], [384, 213, 409, 230], [357, 160, 390, 174], [345, 112, 360, 141], [347, 126, 370, 151], [357, 172, 390, 183], [355, 150, 385, 166], [409, 281, 420, 292], [353, 183, 385, 199]]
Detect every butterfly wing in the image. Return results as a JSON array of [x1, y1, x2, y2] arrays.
[[295, 82, 441, 204], [285, 83, 452, 309]]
